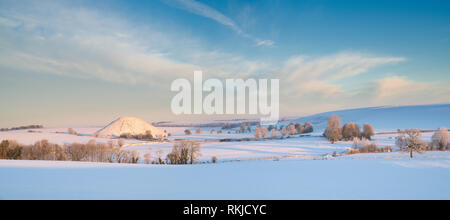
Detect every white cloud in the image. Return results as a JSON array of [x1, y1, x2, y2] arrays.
[[272, 52, 406, 99], [256, 39, 275, 47], [0, 1, 268, 89], [163, 0, 243, 34], [162, 0, 274, 47], [282, 52, 406, 82]]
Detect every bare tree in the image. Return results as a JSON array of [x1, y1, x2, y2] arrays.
[[362, 123, 375, 140], [432, 128, 449, 151], [166, 141, 201, 164], [325, 115, 343, 143], [396, 129, 426, 158]]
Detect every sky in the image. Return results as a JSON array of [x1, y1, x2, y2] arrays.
[[0, 0, 449, 127]]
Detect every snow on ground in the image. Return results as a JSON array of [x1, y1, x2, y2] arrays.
[[0, 151, 449, 199], [123, 131, 438, 162], [0, 127, 117, 145], [0, 104, 448, 199]]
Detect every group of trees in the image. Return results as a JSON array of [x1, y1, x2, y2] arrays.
[[0, 139, 140, 163], [238, 123, 253, 134], [396, 128, 449, 158], [253, 122, 314, 138], [324, 116, 374, 143], [0, 125, 44, 132], [120, 130, 155, 140], [166, 141, 201, 164]]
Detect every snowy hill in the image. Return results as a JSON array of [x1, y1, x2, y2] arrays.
[[95, 117, 166, 138], [286, 104, 450, 132]]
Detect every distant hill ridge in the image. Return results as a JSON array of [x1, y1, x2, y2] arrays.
[[287, 103, 450, 132]]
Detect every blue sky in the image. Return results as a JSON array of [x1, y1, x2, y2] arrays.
[[0, 0, 449, 127]]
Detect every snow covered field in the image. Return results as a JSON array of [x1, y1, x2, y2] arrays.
[[1, 151, 449, 199], [0, 104, 448, 199]]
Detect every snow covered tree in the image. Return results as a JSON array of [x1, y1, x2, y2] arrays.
[[270, 128, 278, 138], [288, 124, 297, 135], [303, 122, 314, 133], [118, 139, 125, 147], [342, 122, 361, 141], [240, 123, 246, 133], [362, 123, 375, 140], [68, 128, 76, 135], [281, 126, 287, 137], [262, 127, 268, 138], [325, 115, 343, 143], [254, 127, 261, 138], [432, 128, 449, 151], [144, 153, 152, 164], [247, 123, 252, 133], [396, 129, 426, 158], [295, 123, 303, 134]]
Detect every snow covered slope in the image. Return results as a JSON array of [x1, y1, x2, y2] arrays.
[[287, 104, 450, 132], [95, 117, 166, 138]]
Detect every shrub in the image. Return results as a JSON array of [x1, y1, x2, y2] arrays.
[[153, 149, 165, 164], [349, 139, 391, 154], [254, 127, 261, 138], [118, 139, 125, 147], [0, 140, 22, 160], [68, 128, 77, 135], [143, 153, 152, 164], [240, 123, 246, 133], [184, 129, 192, 135], [195, 128, 202, 134], [432, 128, 449, 151], [211, 156, 218, 163]]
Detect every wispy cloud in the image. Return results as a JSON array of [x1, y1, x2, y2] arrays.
[[162, 0, 274, 47], [0, 1, 267, 88], [1, 0, 448, 120], [272, 52, 406, 98]]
